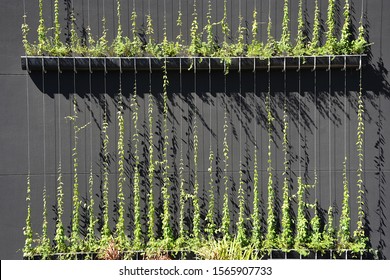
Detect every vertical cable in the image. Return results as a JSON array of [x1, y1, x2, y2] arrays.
[[299, 65, 302, 178], [42, 59, 47, 196], [329, 58, 332, 209], [23, 0, 30, 175], [314, 64, 317, 200]]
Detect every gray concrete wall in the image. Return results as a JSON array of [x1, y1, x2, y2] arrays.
[[0, 0, 389, 259]]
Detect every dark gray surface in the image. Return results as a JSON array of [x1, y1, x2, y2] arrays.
[[0, 0, 389, 259]]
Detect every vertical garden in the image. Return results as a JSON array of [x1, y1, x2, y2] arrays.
[[20, 0, 376, 260]]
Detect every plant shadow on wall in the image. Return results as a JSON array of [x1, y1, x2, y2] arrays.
[[25, 58, 388, 259]]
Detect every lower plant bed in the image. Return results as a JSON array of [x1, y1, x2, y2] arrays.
[[25, 249, 377, 260]]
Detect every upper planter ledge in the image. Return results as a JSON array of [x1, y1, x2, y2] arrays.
[[21, 55, 367, 72]]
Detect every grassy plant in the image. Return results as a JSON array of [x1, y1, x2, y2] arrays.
[[23, 175, 34, 258], [131, 77, 142, 249], [337, 157, 352, 250], [196, 237, 256, 260]]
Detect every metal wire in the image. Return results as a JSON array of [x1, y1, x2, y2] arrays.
[[42, 58, 47, 191], [329, 58, 332, 208]]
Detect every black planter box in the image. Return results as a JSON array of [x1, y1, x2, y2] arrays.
[[21, 55, 367, 72]]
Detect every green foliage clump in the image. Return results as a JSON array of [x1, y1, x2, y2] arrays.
[[23, 175, 34, 259], [22, 0, 368, 57], [278, 0, 291, 55]]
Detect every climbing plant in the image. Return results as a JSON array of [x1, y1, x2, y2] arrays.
[[279, 97, 293, 251], [23, 0, 368, 57]]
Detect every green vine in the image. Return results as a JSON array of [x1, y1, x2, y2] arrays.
[[67, 97, 89, 254], [188, 0, 201, 56], [85, 166, 97, 254], [221, 106, 230, 239], [247, 7, 263, 57], [199, 0, 217, 57], [294, 177, 309, 256], [352, 13, 368, 54], [264, 92, 276, 250], [51, 0, 67, 56], [23, 174, 34, 258], [264, 3, 275, 58], [128, 5, 143, 57], [21, 13, 32, 55], [131, 77, 142, 249], [161, 60, 173, 248], [278, 0, 291, 55], [308, 0, 321, 55], [24, 1, 368, 57], [115, 83, 129, 249], [112, 0, 125, 56], [322, 0, 337, 54], [205, 149, 215, 240], [293, 0, 306, 56], [251, 149, 261, 248], [237, 162, 247, 245], [37, 0, 47, 55], [337, 157, 351, 250], [353, 73, 368, 253], [100, 99, 111, 248], [147, 93, 156, 245], [54, 163, 66, 254], [192, 98, 200, 243], [322, 207, 336, 250], [37, 185, 51, 259], [279, 98, 293, 251], [338, 0, 352, 54], [69, 6, 82, 55]]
